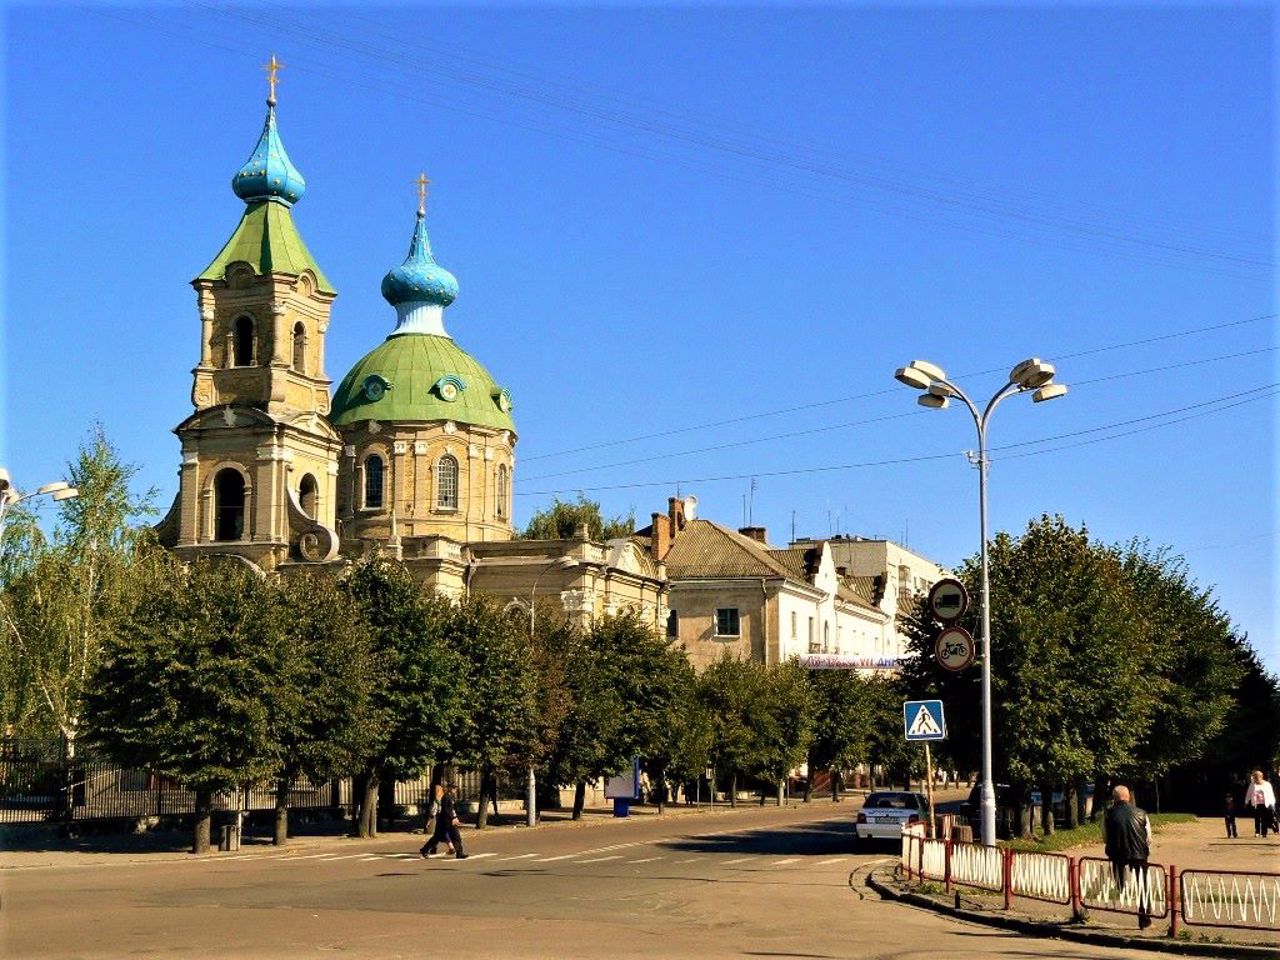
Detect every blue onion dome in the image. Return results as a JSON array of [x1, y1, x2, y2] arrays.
[[380, 210, 459, 308], [231, 103, 306, 206]]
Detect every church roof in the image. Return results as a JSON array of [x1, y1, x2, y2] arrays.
[[330, 332, 516, 431], [195, 199, 335, 293], [381, 207, 458, 308]]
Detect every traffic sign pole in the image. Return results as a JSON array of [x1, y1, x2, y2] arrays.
[[923, 743, 935, 836]]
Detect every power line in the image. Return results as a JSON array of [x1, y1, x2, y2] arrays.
[[516, 382, 1279, 497]]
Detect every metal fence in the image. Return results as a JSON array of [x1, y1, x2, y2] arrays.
[[898, 823, 1278, 937], [0, 739, 487, 826]]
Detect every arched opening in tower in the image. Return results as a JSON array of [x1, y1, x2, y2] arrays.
[[299, 473, 318, 518], [214, 468, 246, 541]]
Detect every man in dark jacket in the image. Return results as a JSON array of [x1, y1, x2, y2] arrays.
[[424, 782, 467, 860], [1104, 785, 1153, 929]]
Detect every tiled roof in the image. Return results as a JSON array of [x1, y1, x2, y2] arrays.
[[664, 520, 799, 581]]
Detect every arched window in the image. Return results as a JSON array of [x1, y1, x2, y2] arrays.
[[363, 455, 384, 509], [214, 468, 246, 541], [436, 455, 458, 511], [666, 610, 679, 638], [232, 316, 255, 367], [292, 322, 306, 372], [299, 473, 318, 518], [495, 464, 508, 519]]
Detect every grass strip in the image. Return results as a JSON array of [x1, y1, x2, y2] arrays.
[[1002, 813, 1197, 853]]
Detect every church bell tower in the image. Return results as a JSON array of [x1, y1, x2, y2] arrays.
[[158, 58, 342, 568]]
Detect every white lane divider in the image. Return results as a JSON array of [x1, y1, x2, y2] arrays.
[[497, 853, 539, 861], [772, 858, 799, 866], [627, 857, 663, 864], [321, 853, 373, 861], [675, 857, 700, 863], [816, 857, 848, 866], [723, 857, 752, 865], [576, 855, 623, 864], [533, 854, 576, 862]]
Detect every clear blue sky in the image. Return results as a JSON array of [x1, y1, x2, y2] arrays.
[[2, 4, 1275, 667]]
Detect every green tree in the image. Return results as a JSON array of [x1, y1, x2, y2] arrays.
[[271, 571, 385, 845], [697, 655, 768, 807], [342, 556, 463, 838], [521, 494, 635, 541], [86, 558, 292, 852], [0, 426, 156, 749], [446, 594, 538, 829], [754, 660, 815, 805], [808, 669, 875, 801]]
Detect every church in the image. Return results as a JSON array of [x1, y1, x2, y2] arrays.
[[155, 64, 666, 630]]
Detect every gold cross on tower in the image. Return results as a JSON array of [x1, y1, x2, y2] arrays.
[[263, 54, 283, 105], [415, 172, 430, 216]]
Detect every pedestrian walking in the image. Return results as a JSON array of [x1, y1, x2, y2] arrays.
[[1104, 784, 1153, 930], [418, 784, 450, 857], [422, 782, 467, 859], [1245, 770, 1276, 838], [1223, 792, 1238, 839]]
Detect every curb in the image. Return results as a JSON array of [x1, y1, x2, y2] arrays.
[[864, 868, 1277, 959]]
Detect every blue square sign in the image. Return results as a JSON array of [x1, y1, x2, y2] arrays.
[[903, 700, 947, 741]]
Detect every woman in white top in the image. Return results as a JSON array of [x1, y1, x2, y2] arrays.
[[1245, 770, 1277, 837]]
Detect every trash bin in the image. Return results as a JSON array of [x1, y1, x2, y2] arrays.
[[219, 823, 241, 852], [612, 798, 631, 818]]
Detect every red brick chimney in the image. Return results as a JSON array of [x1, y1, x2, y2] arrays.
[[738, 526, 768, 544], [650, 512, 672, 562]]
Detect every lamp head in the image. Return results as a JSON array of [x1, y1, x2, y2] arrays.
[[1010, 358, 1056, 389], [894, 366, 932, 390], [36, 481, 71, 496], [917, 393, 949, 410], [1032, 383, 1068, 403], [907, 359, 947, 382], [52, 488, 80, 502]]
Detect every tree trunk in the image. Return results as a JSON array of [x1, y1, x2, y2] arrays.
[[572, 780, 586, 820], [476, 768, 492, 830], [358, 771, 379, 839], [351, 772, 367, 837], [654, 768, 667, 814], [1076, 780, 1089, 824], [1039, 781, 1055, 836], [1065, 782, 1080, 829], [776, 779, 785, 807], [831, 767, 841, 803], [1091, 774, 1109, 821], [729, 772, 738, 808], [193, 787, 212, 853], [274, 777, 290, 846]]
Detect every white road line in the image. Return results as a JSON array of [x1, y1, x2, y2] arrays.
[[816, 857, 848, 866], [723, 857, 752, 865], [576, 855, 623, 864], [290, 853, 334, 860], [359, 855, 385, 861], [497, 853, 539, 860], [675, 857, 700, 863], [627, 857, 663, 863], [772, 858, 799, 866], [321, 853, 372, 861], [533, 854, 576, 862]]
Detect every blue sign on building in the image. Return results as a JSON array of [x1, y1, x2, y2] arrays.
[[902, 700, 947, 741]]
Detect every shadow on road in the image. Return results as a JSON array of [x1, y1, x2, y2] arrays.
[[662, 819, 856, 857]]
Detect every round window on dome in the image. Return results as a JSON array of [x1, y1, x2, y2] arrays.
[[362, 375, 392, 402]]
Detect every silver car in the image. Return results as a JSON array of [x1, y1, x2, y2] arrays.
[[854, 791, 929, 843]]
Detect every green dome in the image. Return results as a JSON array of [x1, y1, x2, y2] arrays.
[[331, 333, 516, 432]]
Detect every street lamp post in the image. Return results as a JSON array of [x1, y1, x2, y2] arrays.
[[894, 358, 1067, 846], [526, 557, 580, 828], [0, 468, 80, 547]]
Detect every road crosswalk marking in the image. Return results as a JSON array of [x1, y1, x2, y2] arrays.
[[533, 854, 576, 862], [815, 857, 847, 866], [772, 858, 799, 866]]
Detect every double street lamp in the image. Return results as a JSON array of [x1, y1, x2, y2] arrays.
[[894, 357, 1067, 846], [0, 468, 80, 545]]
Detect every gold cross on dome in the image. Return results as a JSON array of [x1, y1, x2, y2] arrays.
[[263, 54, 284, 104], [415, 172, 430, 215]]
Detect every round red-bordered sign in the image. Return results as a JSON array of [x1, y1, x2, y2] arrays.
[[928, 577, 969, 623], [935, 626, 975, 672]]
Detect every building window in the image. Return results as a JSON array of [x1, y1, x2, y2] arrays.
[[363, 455, 384, 509], [232, 315, 255, 367], [496, 464, 508, 519], [666, 610, 679, 638], [715, 608, 740, 638], [213, 468, 245, 541], [299, 473, 318, 518], [436, 455, 459, 511], [292, 322, 306, 372]]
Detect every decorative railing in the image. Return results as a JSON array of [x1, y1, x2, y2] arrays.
[[896, 822, 1277, 936]]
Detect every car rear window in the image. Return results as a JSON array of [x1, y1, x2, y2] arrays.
[[866, 794, 914, 809]]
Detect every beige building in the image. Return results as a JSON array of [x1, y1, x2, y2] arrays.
[[637, 499, 892, 672], [157, 78, 664, 628]]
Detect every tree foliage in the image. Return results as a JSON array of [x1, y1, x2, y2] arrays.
[[521, 494, 635, 541]]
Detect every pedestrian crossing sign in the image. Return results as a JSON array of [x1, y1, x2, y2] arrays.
[[903, 700, 947, 741]]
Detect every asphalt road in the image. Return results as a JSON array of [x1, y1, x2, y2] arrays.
[[2, 803, 1169, 959]]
